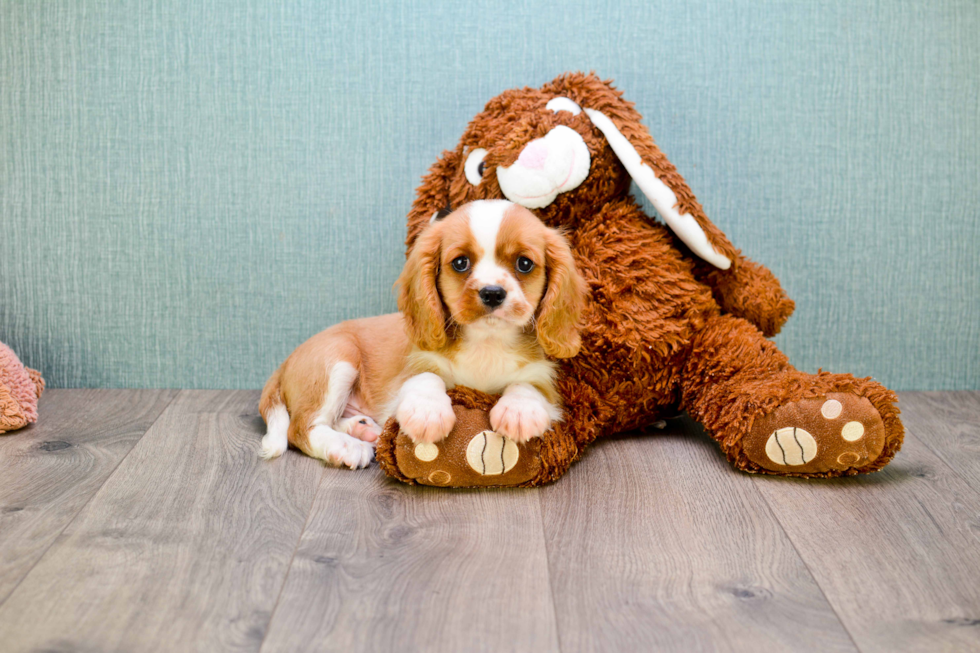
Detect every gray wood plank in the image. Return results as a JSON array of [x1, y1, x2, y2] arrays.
[[540, 421, 857, 653], [0, 390, 324, 653], [754, 414, 980, 652], [898, 391, 980, 494], [260, 471, 561, 653], [0, 388, 177, 605]]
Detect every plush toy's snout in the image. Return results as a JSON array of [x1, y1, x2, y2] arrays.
[[496, 125, 591, 209]]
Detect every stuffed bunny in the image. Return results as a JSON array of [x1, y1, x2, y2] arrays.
[[0, 341, 44, 434], [376, 72, 903, 487]]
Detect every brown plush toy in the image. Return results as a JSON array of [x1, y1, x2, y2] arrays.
[[376, 72, 903, 487], [0, 341, 45, 434]]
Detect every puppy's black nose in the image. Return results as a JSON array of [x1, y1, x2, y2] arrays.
[[479, 285, 507, 308]]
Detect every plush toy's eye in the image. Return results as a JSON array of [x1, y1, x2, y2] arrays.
[[464, 148, 488, 185], [516, 256, 535, 274], [451, 256, 470, 273]]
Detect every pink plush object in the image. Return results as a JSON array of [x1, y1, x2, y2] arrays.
[[0, 341, 44, 434]]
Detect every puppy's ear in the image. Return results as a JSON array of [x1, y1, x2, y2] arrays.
[[397, 224, 447, 351], [543, 72, 738, 270], [536, 229, 587, 359]]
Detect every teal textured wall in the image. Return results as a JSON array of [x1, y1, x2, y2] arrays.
[[1, 0, 978, 390]]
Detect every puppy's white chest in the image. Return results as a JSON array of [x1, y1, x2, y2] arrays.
[[449, 339, 525, 394]]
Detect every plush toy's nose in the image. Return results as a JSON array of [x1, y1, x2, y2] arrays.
[[517, 139, 549, 170]]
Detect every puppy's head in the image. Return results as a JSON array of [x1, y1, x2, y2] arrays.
[[398, 200, 586, 358]]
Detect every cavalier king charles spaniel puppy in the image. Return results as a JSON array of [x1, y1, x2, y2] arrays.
[[259, 200, 586, 468]]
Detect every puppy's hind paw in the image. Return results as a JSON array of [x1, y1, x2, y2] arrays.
[[339, 414, 382, 443], [260, 433, 288, 460], [331, 440, 376, 470], [338, 437, 376, 469], [309, 426, 375, 470]]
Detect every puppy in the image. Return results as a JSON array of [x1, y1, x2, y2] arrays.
[[259, 200, 587, 468]]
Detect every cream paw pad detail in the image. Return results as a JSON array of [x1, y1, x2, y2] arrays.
[[391, 404, 542, 487], [744, 393, 886, 475], [412, 431, 518, 473], [465, 431, 520, 475]]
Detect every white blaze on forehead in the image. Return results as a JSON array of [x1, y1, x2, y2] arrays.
[[467, 200, 510, 285]]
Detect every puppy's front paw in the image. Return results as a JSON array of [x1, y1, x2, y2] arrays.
[[490, 392, 552, 444], [396, 392, 456, 444]]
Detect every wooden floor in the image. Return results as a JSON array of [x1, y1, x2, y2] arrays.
[[1, 391, 979, 652]]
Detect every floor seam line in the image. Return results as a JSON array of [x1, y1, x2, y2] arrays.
[[538, 490, 565, 653], [258, 464, 329, 653], [752, 481, 865, 652]]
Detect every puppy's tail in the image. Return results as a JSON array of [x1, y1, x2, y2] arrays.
[[259, 367, 289, 460]]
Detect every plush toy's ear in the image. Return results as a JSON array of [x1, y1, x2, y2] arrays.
[[397, 223, 448, 351], [406, 148, 464, 253], [544, 73, 737, 270]]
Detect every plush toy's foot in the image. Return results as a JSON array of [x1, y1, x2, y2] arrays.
[[742, 392, 888, 475], [378, 384, 596, 489], [681, 315, 904, 478], [378, 397, 544, 488]]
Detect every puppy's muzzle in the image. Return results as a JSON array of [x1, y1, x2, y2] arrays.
[[479, 285, 507, 309]]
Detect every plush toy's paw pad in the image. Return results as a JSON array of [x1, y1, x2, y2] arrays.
[[390, 404, 543, 487], [744, 393, 886, 474]]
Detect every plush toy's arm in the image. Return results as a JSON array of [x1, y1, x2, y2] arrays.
[[689, 254, 795, 337]]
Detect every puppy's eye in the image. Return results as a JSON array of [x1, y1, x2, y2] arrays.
[[451, 256, 470, 273], [464, 148, 488, 185], [516, 256, 535, 274]]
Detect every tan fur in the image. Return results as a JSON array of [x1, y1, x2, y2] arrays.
[[260, 313, 411, 457], [536, 228, 588, 359], [398, 224, 449, 352]]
